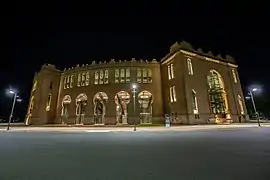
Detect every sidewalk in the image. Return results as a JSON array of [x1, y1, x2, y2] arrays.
[[0, 123, 269, 132]]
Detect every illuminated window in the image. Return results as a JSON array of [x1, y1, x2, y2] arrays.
[[143, 69, 147, 83], [137, 69, 142, 83], [46, 93, 52, 111], [192, 90, 199, 114], [137, 69, 152, 83], [115, 69, 119, 83], [172, 86, 177, 102], [66, 76, 70, 89], [63, 77, 67, 89], [232, 69, 237, 83], [81, 72, 85, 86], [85, 72, 90, 86], [168, 65, 171, 80], [125, 68, 130, 83], [104, 70, 109, 84], [77, 73, 81, 87], [32, 80, 37, 91], [168, 64, 174, 80], [169, 87, 173, 102], [120, 69, 125, 83], [148, 69, 152, 83], [238, 95, 244, 115], [70, 75, 73, 88], [170, 64, 174, 79], [187, 58, 193, 75], [207, 70, 227, 115], [169, 86, 177, 102], [99, 70, 104, 84], [94, 71, 99, 85]]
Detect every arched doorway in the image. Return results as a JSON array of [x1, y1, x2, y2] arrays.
[[75, 93, 87, 124], [207, 70, 228, 120], [93, 92, 108, 124], [114, 91, 130, 124], [61, 95, 71, 124], [138, 90, 153, 124]]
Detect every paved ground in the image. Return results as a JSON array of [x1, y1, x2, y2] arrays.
[[0, 127, 269, 180], [1, 123, 270, 132]]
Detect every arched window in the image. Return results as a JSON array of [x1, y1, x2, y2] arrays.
[[148, 69, 152, 83], [115, 69, 119, 83], [143, 69, 147, 83], [77, 73, 81, 87], [63, 77, 67, 89], [81, 72, 86, 86], [66, 76, 70, 88], [120, 69, 125, 83], [207, 70, 227, 115], [187, 58, 193, 75], [85, 72, 90, 86], [70, 75, 74, 88], [104, 70, 109, 84], [192, 90, 199, 114], [232, 69, 238, 83], [94, 71, 99, 84], [46, 93, 52, 111], [125, 68, 130, 82], [137, 68, 142, 83], [99, 70, 104, 84]]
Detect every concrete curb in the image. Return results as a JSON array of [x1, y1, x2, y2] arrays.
[[1, 124, 269, 133]]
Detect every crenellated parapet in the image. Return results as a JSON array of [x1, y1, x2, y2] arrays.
[[41, 63, 61, 73], [164, 41, 236, 65], [62, 58, 158, 73]]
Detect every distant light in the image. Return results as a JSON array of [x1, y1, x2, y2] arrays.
[[132, 84, 137, 89], [9, 90, 15, 94], [252, 88, 258, 92], [17, 99, 22, 102]]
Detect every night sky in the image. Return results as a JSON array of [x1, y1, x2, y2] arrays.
[[1, 3, 269, 120]]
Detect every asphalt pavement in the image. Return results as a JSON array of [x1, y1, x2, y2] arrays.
[[0, 127, 269, 180]]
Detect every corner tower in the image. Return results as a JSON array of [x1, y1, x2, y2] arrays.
[[25, 64, 61, 125]]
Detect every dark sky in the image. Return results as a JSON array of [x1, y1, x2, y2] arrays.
[[1, 2, 269, 120]]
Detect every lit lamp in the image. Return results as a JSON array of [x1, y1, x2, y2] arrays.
[[248, 87, 261, 127], [132, 84, 137, 131], [7, 89, 22, 130]]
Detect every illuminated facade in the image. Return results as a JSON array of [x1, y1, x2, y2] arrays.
[[25, 41, 248, 125]]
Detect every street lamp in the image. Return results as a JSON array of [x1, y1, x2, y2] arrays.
[[248, 87, 261, 127], [7, 89, 21, 130], [132, 84, 137, 131]]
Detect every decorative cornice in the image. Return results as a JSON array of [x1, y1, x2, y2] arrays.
[[161, 52, 178, 65], [180, 50, 196, 57], [228, 63, 238, 68]]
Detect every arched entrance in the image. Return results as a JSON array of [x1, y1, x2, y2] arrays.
[[114, 91, 130, 124], [93, 92, 108, 124], [207, 70, 229, 122], [75, 93, 87, 125], [138, 90, 153, 124], [61, 95, 71, 124]]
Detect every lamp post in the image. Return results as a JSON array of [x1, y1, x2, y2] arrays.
[[132, 84, 137, 131], [248, 88, 260, 127], [7, 90, 21, 130]]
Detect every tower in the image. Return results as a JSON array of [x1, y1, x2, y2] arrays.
[[25, 64, 61, 125]]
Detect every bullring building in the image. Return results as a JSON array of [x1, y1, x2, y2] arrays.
[[25, 41, 248, 125]]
